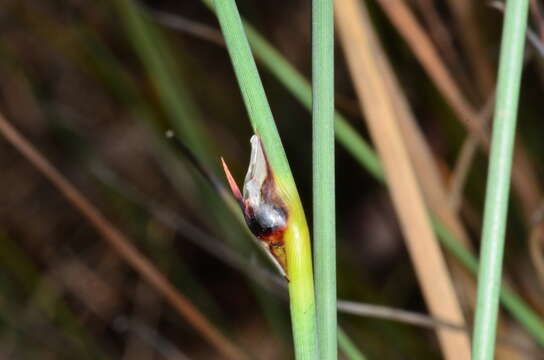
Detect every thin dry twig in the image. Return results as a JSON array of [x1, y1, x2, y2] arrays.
[[0, 112, 248, 360], [335, 1, 471, 359], [529, 201, 544, 288], [448, 93, 496, 211], [143, 5, 224, 46], [337, 300, 464, 331]]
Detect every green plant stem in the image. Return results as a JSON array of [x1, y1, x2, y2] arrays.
[[472, 1, 530, 359], [312, 0, 337, 358], [210, 1, 318, 359]]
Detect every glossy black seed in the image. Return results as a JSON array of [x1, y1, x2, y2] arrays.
[[245, 204, 287, 238]]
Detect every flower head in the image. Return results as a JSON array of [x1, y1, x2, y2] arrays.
[[221, 135, 288, 277]]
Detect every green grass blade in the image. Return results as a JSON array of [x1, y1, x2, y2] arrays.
[[472, 1, 530, 359], [210, 1, 318, 358], [312, 0, 337, 358], [115, 0, 213, 164], [338, 328, 367, 360]]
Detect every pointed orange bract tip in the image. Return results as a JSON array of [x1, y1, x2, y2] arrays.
[[221, 157, 243, 204]]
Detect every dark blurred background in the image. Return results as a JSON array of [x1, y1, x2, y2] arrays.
[[1, 0, 544, 359]]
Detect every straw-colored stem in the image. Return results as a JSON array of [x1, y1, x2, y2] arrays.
[[335, 0, 471, 358]]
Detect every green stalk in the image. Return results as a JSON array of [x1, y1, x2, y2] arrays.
[[472, 1, 530, 359], [312, 0, 337, 358], [210, 1, 318, 358], [338, 328, 367, 360]]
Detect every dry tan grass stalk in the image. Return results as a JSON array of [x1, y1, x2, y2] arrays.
[[369, 12, 480, 319], [335, 0, 471, 358], [449, 94, 496, 212], [366, 6, 532, 357], [376, 40, 473, 252], [0, 112, 248, 360]]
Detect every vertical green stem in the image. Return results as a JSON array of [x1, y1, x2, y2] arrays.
[[312, 0, 336, 358], [211, 1, 318, 359], [472, 1, 529, 359]]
